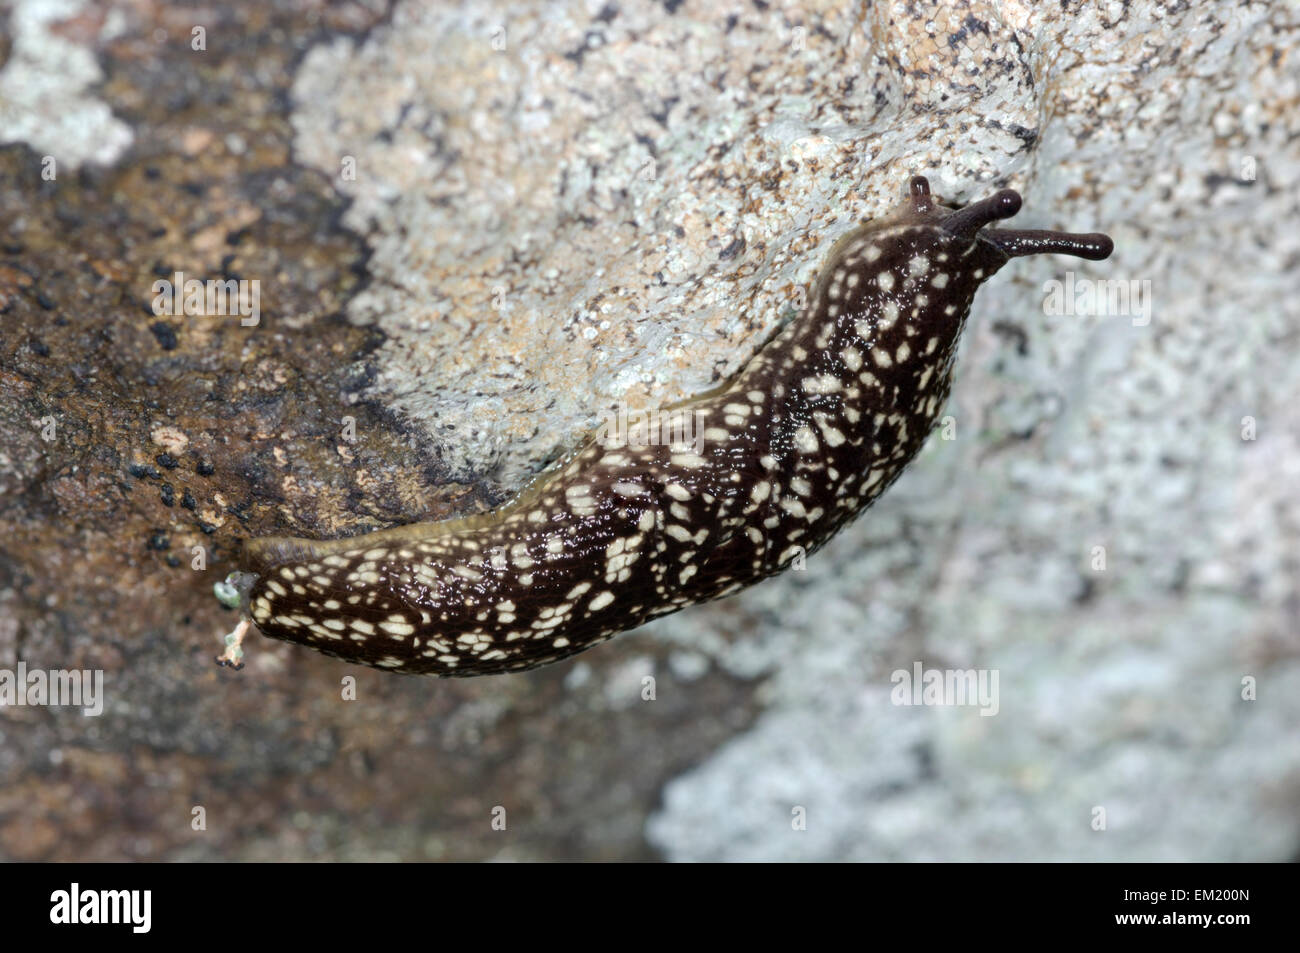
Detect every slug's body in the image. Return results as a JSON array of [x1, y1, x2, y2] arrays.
[[224, 176, 1112, 676]]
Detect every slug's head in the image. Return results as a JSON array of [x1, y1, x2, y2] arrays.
[[814, 175, 1113, 356], [899, 175, 1113, 265]]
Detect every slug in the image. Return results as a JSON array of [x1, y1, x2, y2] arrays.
[[214, 175, 1112, 676]]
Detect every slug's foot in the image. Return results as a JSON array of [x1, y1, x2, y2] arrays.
[[215, 618, 251, 671]]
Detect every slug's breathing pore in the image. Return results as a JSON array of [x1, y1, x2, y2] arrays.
[[217, 175, 1113, 676]]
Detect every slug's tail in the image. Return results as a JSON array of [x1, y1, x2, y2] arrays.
[[213, 535, 328, 672]]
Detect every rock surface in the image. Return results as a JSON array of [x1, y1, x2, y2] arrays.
[[0, 0, 1296, 861]]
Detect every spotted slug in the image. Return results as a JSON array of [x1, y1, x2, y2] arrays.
[[214, 175, 1112, 676]]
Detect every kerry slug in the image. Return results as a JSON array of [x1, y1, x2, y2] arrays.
[[215, 175, 1112, 676]]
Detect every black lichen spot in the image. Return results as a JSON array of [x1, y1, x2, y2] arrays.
[[912, 740, 938, 781], [719, 236, 746, 260], [947, 12, 996, 53], [149, 321, 179, 351], [341, 361, 378, 396], [160, 483, 175, 507], [1074, 575, 1097, 605], [181, 489, 197, 510], [1204, 172, 1254, 192], [128, 463, 162, 480], [156, 452, 179, 470], [34, 290, 55, 310], [649, 97, 679, 127], [197, 460, 215, 476], [564, 30, 607, 65], [634, 132, 658, 157], [147, 530, 170, 551], [985, 117, 1038, 147], [166, 555, 182, 568], [990, 320, 1029, 357], [198, 521, 217, 535], [29, 338, 49, 357]]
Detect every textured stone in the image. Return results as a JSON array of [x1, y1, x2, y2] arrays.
[[0, 0, 1296, 862]]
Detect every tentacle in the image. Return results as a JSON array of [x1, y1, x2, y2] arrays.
[[940, 189, 1022, 237], [982, 229, 1114, 260], [909, 175, 933, 214]]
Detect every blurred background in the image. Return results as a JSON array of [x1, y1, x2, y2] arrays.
[[0, 0, 1296, 861]]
